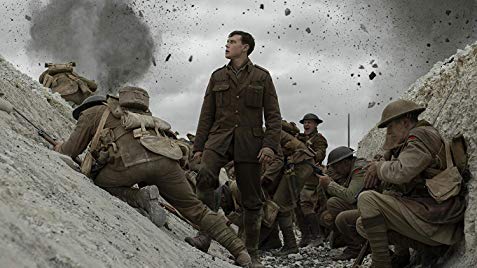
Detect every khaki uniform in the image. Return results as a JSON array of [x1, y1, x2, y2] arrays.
[[59, 104, 247, 258], [193, 59, 281, 259], [320, 158, 367, 250], [39, 65, 97, 105], [297, 130, 328, 215], [271, 131, 315, 211], [222, 181, 281, 250], [357, 121, 465, 266], [324, 158, 367, 223], [193, 59, 281, 210]]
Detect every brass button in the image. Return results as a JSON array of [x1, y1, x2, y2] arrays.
[[235, 124, 238, 127], [236, 95, 240, 99], [235, 110, 238, 114]]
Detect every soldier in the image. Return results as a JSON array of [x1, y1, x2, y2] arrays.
[[296, 113, 328, 247], [356, 99, 466, 268], [188, 30, 281, 267], [54, 86, 252, 267], [270, 130, 316, 255], [317, 146, 367, 260], [217, 180, 283, 251], [39, 62, 97, 105]]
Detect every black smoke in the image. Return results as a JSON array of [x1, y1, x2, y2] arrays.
[[28, 0, 155, 93]]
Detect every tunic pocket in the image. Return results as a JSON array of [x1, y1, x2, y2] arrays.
[[245, 85, 264, 108], [212, 84, 230, 107]]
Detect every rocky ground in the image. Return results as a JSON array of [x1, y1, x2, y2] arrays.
[[261, 243, 361, 268]]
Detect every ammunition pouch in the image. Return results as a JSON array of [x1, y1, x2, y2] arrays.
[[262, 199, 280, 228], [426, 141, 462, 203]]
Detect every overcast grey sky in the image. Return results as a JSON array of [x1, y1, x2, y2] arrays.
[[1, 0, 476, 155]]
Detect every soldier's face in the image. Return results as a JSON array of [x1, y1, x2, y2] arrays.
[[303, 120, 318, 134], [225, 35, 249, 59], [386, 118, 410, 144], [331, 159, 351, 176]]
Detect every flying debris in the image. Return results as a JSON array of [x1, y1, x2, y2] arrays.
[[305, 27, 311, 34], [360, 24, 368, 33], [165, 54, 172, 62], [368, 101, 376, 108], [285, 8, 291, 16], [369, 72, 377, 80], [188, 55, 193, 62]]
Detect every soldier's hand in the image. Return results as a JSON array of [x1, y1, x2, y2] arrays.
[[364, 162, 379, 189], [192, 151, 203, 163], [258, 147, 274, 164], [54, 141, 63, 152], [318, 174, 331, 188]]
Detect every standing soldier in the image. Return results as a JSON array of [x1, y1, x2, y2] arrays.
[[188, 31, 282, 267], [317, 146, 367, 260], [55, 87, 252, 267], [357, 99, 466, 268], [296, 113, 328, 247]]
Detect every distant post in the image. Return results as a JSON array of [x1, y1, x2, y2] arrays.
[[347, 113, 350, 148]]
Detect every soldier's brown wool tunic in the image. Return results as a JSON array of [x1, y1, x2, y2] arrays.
[[194, 59, 282, 162], [296, 129, 328, 165]]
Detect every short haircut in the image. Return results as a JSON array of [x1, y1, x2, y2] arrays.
[[228, 30, 255, 55]]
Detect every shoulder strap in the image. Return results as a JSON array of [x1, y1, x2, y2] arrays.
[[80, 108, 111, 177], [444, 140, 454, 169], [91, 108, 111, 151], [254, 64, 270, 74]]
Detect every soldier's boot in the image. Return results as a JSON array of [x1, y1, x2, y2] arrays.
[[298, 223, 312, 247], [332, 245, 362, 261], [106, 186, 167, 228], [295, 207, 311, 247], [388, 231, 444, 268], [362, 215, 391, 268], [305, 213, 324, 247], [243, 209, 265, 268], [200, 212, 252, 267], [275, 211, 299, 256], [259, 225, 282, 251], [185, 190, 218, 253]]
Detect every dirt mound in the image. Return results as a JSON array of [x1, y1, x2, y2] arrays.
[[0, 55, 234, 268]]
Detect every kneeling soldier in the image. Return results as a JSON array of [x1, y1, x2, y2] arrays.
[[55, 87, 252, 266], [317, 146, 367, 260]]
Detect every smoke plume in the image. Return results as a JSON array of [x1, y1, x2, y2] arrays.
[[28, 0, 155, 93]]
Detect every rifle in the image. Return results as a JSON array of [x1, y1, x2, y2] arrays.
[[352, 241, 369, 268], [159, 201, 200, 230], [12, 107, 82, 166]]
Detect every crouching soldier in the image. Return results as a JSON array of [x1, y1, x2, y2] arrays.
[[214, 179, 283, 251], [357, 99, 466, 268], [40, 62, 97, 105], [317, 146, 367, 260], [54, 86, 252, 266]]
